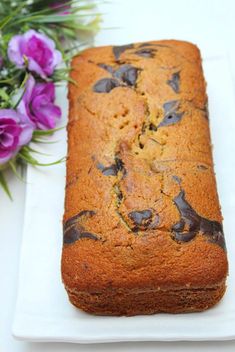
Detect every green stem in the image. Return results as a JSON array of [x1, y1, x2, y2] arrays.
[[0, 171, 12, 200]]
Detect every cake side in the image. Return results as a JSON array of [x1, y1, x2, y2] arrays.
[[62, 40, 228, 315]]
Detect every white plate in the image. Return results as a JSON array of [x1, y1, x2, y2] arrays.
[[12, 56, 235, 343]]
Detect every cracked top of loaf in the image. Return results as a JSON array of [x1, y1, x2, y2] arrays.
[[62, 40, 228, 292]]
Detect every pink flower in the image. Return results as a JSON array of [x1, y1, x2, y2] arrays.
[[0, 109, 34, 165], [8, 30, 62, 78], [18, 75, 61, 130]]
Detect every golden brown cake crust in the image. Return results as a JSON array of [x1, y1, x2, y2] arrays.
[[62, 40, 228, 316]]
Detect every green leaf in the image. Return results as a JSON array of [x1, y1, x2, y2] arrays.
[[31, 138, 59, 144], [0, 171, 12, 200], [0, 14, 12, 30], [0, 71, 22, 86], [23, 145, 51, 156], [12, 73, 29, 109], [0, 1, 27, 31], [0, 89, 10, 102], [33, 126, 65, 137], [18, 147, 65, 166], [9, 160, 26, 183]]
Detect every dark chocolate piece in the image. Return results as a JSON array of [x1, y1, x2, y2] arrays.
[[93, 78, 120, 93], [116, 188, 123, 202], [97, 162, 118, 176], [115, 156, 125, 174], [96, 162, 104, 171], [163, 100, 179, 113], [96, 157, 126, 177], [128, 209, 157, 231], [63, 210, 97, 244], [102, 165, 118, 176], [149, 123, 157, 131], [148, 214, 160, 229], [98, 63, 114, 74], [64, 227, 98, 244], [113, 44, 134, 60], [172, 190, 226, 249], [64, 226, 81, 244], [158, 100, 184, 127], [63, 210, 95, 230], [167, 72, 180, 93], [204, 104, 209, 119], [173, 231, 197, 242], [138, 43, 170, 48], [172, 219, 185, 232], [113, 65, 139, 86], [158, 112, 183, 127], [197, 164, 208, 170], [135, 48, 156, 58], [79, 232, 99, 240], [139, 43, 154, 48], [93, 65, 140, 92], [172, 175, 182, 184], [129, 210, 152, 226]]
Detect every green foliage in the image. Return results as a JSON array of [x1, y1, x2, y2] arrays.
[[0, 0, 101, 198], [0, 171, 12, 200]]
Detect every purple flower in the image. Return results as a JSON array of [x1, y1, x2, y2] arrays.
[[18, 75, 61, 130], [8, 30, 62, 78], [0, 55, 3, 69], [0, 109, 34, 165]]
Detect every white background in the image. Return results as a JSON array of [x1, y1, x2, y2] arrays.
[[1, 0, 235, 351]]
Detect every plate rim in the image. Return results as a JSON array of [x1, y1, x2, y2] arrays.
[[12, 55, 235, 343]]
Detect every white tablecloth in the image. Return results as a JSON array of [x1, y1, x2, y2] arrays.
[[1, 0, 235, 350]]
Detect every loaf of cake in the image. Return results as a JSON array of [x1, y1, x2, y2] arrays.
[[62, 40, 228, 315]]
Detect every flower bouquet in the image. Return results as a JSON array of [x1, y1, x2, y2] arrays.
[[0, 0, 100, 198]]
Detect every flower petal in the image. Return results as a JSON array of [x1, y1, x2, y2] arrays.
[[7, 35, 25, 67], [18, 123, 34, 146], [8, 30, 62, 78], [24, 30, 56, 52], [0, 109, 34, 163], [52, 49, 62, 69], [35, 103, 61, 130], [0, 109, 20, 122], [23, 75, 35, 104], [33, 82, 55, 101], [0, 150, 18, 165], [0, 133, 14, 148], [4, 124, 22, 137], [27, 58, 47, 79]]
